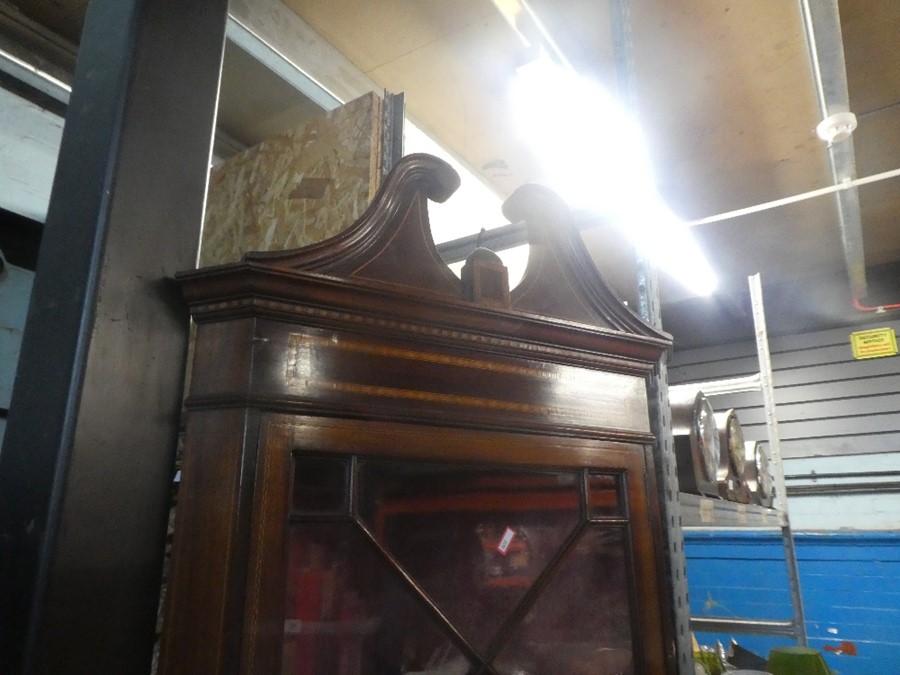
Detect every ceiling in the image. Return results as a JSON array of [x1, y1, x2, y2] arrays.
[[7, 0, 900, 350]]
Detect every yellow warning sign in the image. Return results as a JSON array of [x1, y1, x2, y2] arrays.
[[850, 327, 898, 360]]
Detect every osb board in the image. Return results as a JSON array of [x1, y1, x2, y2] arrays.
[[200, 92, 383, 266]]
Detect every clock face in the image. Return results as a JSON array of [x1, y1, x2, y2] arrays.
[[712, 409, 747, 483], [695, 398, 720, 484], [725, 416, 745, 475]]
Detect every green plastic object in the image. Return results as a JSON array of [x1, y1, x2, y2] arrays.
[[766, 646, 832, 675], [694, 650, 723, 675]]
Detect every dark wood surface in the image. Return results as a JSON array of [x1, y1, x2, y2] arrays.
[[0, 2, 229, 672], [161, 153, 675, 674]]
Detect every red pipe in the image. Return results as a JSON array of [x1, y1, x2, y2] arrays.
[[853, 297, 900, 313]]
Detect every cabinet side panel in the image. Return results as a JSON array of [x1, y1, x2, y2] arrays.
[[159, 409, 255, 675], [240, 422, 293, 674], [189, 318, 255, 399]]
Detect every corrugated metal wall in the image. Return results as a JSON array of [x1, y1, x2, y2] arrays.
[[669, 318, 900, 459], [670, 318, 900, 530]]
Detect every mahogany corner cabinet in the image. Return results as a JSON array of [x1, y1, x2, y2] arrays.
[[160, 154, 676, 675]]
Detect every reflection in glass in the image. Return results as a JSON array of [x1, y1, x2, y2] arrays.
[[283, 523, 468, 675], [285, 456, 638, 674], [494, 528, 635, 675], [357, 462, 582, 651], [292, 456, 349, 514], [588, 473, 623, 519]]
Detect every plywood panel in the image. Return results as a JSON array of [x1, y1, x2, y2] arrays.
[[630, 0, 827, 217], [201, 93, 383, 266], [363, 10, 534, 198], [284, 0, 535, 199], [284, 0, 494, 75], [841, 0, 900, 115]]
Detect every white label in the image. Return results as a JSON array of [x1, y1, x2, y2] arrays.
[[497, 527, 515, 555]]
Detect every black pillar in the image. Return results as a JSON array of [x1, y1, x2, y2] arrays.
[[0, 0, 228, 672]]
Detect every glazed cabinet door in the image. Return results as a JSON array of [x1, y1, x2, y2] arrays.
[[239, 417, 669, 675]]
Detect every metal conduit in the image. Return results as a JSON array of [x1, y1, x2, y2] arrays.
[[799, 0, 868, 300]]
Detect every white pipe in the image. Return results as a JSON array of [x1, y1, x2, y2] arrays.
[[0, 47, 71, 104], [687, 166, 900, 227]]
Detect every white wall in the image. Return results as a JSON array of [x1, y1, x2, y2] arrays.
[[0, 87, 62, 221], [785, 453, 900, 530]]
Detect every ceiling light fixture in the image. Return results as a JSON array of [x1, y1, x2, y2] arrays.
[[508, 48, 717, 296], [815, 111, 858, 144]]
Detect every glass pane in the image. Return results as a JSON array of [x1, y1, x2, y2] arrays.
[[493, 527, 635, 675], [588, 473, 623, 518], [283, 522, 471, 675], [292, 456, 349, 514], [357, 461, 582, 651]]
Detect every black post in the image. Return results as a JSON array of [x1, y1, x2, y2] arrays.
[[0, 0, 228, 672]]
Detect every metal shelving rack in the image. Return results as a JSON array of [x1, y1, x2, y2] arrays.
[[673, 274, 807, 647], [605, 3, 804, 665]]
